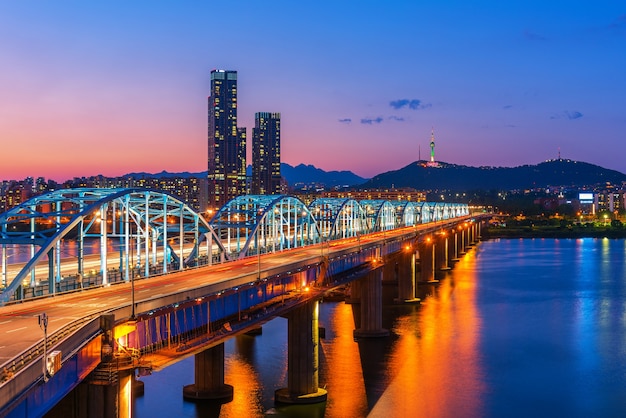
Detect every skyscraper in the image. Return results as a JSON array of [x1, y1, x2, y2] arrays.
[[252, 112, 281, 195], [207, 69, 246, 209]]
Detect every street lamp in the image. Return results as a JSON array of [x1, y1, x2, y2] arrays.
[[38, 313, 48, 382]]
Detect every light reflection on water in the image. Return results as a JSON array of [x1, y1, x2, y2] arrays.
[[135, 238, 626, 418]]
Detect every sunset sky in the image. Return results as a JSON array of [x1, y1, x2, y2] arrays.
[[1, 1, 624, 182]]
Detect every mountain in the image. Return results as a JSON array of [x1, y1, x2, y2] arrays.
[[359, 159, 626, 191], [280, 163, 367, 188], [124, 164, 367, 189]]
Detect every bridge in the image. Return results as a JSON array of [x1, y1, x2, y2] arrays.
[[0, 188, 486, 417]]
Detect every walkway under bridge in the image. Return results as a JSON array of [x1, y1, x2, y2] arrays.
[[0, 188, 468, 305]]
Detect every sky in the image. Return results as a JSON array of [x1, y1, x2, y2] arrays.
[[1, 1, 625, 182]]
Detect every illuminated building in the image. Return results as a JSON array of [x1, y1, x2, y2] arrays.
[[322, 189, 426, 202], [207, 69, 246, 209], [252, 112, 281, 195]]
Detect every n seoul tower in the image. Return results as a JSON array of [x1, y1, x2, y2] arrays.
[[426, 127, 439, 167], [430, 127, 435, 163]]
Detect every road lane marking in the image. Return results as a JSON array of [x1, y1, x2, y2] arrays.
[[6, 327, 28, 333], [0, 320, 13, 325]]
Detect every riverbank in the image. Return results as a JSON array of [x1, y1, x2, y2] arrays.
[[483, 225, 626, 239]]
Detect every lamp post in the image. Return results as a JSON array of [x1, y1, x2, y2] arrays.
[[38, 313, 48, 382]]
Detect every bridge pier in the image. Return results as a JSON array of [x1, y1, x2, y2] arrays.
[[436, 234, 451, 272], [450, 231, 461, 261], [397, 250, 419, 303], [353, 265, 389, 338], [183, 343, 234, 402], [345, 278, 361, 304], [418, 239, 437, 283], [275, 300, 327, 404], [46, 367, 138, 418], [458, 227, 468, 255]]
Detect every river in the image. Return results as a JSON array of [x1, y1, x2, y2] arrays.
[[134, 238, 626, 417]]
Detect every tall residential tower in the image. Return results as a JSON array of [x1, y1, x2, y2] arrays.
[[252, 112, 281, 195], [207, 70, 246, 209]]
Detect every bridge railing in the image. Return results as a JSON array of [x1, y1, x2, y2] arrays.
[[0, 313, 102, 404]]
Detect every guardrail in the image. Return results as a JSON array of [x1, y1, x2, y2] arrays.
[[0, 315, 102, 415]]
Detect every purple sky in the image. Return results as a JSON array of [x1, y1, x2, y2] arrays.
[[1, 1, 625, 182]]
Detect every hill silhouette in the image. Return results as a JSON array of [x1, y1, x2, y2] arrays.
[[358, 159, 626, 191]]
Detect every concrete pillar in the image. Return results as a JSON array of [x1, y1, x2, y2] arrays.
[[397, 251, 419, 303], [45, 379, 116, 418], [345, 278, 362, 304], [117, 369, 134, 418], [449, 231, 459, 262], [435, 235, 451, 271], [418, 239, 437, 283], [353, 266, 389, 338], [275, 300, 327, 404], [381, 255, 398, 284], [183, 343, 233, 401], [459, 227, 467, 255]]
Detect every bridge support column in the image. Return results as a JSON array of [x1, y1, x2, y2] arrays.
[[275, 300, 327, 404], [353, 266, 389, 338], [436, 235, 451, 272], [382, 257, 398, 284], [183, 343, 233, 402], [471, 223, 479, 244], [117, 369, 134, 418], [418, 239, 437, 283], [397, 251, 419, 303], [345, 279, 361, 304], [459, 227, 467, 255], [450, 231, 460, 261]]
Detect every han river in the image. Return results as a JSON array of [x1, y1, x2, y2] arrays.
[[134, 238, 626, 418]]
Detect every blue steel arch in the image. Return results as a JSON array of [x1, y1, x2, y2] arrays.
[[394, 201, 422, 227], [308, 198, 368, 240], [0, 188, 223, 304], [1, 188, 472, 305], [209, 195, 321, 259], [360, 200, 396, 232]]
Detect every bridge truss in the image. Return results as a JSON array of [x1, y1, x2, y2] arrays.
[[0, 189, 469, 304], [0, 189, 224, 304]]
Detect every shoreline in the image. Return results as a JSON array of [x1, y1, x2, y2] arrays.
[[483, 228, 626, 240]]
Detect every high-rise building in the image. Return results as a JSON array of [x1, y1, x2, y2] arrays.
[[252, 112, 281, 195], [207, 69, 246, 209]]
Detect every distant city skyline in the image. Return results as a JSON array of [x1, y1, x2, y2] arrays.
[[1, 1, 624, 182]]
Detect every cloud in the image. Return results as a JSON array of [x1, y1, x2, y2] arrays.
[[609, 14, 626, 29], [338, 118, 352, 124], [389, 99, 431, 110], [361, 117, 383, 125], [524, 30, 547, 41], [502, 105, 513, 110], [388, 116, 405, 122], [550, 110, 583, 120]]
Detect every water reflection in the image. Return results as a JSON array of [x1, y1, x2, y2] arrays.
[[135, 239, 626, 417], [369, 250, 484, 417], [320, 302, 368, 416]]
